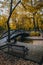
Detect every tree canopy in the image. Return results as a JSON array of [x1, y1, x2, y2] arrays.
[[0, 0, 43, 31]]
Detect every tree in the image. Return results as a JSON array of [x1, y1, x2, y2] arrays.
[[6, 0, 21, 42], [0, 0, 43, 38]]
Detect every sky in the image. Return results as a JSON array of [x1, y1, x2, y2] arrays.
[[0, 0, 10, 16]]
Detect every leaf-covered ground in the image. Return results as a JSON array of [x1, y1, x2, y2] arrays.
[[0, 50, 40, 65]]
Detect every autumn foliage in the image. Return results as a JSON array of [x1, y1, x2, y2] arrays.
[[0, 0, 43, 32]]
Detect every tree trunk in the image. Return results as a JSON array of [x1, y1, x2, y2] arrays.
[[7, 0, 21, 42]]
